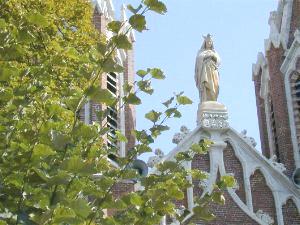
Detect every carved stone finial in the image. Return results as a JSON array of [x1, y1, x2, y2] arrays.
[[172, 126, 190, 145], [255, 210, 274, 225], [240, 129, 257, 147], [147, 148, 164, 168], [269, 155, 286, 173]]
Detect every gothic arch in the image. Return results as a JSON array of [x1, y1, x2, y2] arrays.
[[222, 140, 247, 204], [282, 198, 300, 225], [250, 169, 278, 225]]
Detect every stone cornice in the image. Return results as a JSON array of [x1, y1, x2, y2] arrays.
[[264, 0, 293, 52], [280, 29, 300, 74]]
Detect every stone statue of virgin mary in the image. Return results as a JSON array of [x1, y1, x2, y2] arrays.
[[195, 34, 221, 103]]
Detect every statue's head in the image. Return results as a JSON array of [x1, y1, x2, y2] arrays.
[[202, 34, 214, 50]]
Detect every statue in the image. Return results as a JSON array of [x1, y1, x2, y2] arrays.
[[195, 34, 221, 103]]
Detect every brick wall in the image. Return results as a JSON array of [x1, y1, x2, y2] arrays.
[[250, 169, 277, 225], [282, 198, 300, 225], [124, 48, 136, 152], [92, 8, 106, 34], [266, 44, 295, 177], [223, 142, 246, 204], [253, 70, 271, 158], [192, 153, 210, 197], [189, 190, 259, 225]]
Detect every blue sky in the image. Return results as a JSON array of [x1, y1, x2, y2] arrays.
[[114, 0, 278, 159]]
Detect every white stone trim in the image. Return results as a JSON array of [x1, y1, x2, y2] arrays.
[[280, 30, 300, 168], [92, 0, 114, 21], [252, 53, 276, 157], [183, 160, 194, 212], [264, 0, 293, 52]]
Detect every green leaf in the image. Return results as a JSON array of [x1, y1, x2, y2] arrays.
[[136, 144, 152, 154], [127, 4, 143, 14], [145, 110, 161, 123], [175, 152, 192, 161], [130, 193, 143, 206], [26, 12, 48, 27], [136, 69, 149, 78], [53, 205, 82, 224], [107, 21, 122, 33], [144, 0, 167, 14], [86, 86, 115, 105], [0, 88, 14, 102], [129, 14, 146, 32], [190, 143, 206, 154], [63, 156, 96, 175], [115, 130, 128, 142], [51, 131, 70, 150], [112, 34, 132, 50], [125, 93, 141, 105], [162, 97, 174, 107], [150, 68, 165, 79], [137, 80, 154, 95], [220, 175, 235, 188], [123, 82, 133, 93], [212, 192, 225, 205], [0, 18, 6, 29], [193, 206, 215, 221], [32, 144, 56, 159], [102, 58, 124, 73], [70, 199, 92, 218], [48, 171, 71, 186], [191, 170, 208, 180], [0, 66, 19, 81], [150, 125, 170, 138], [176, 95, 193, 105]]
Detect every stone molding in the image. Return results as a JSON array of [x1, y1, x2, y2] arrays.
[[92, 0, 114, 20], [280, 29, 300, 169], [264, 0, 293, 51]]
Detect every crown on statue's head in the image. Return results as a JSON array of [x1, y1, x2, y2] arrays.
[[202, 33, 213, 40]]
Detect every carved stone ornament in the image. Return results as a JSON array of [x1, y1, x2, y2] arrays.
[[269, 155, 286, 173], [240, 129, 257, 147], [197, 101, 228, 129], [172, 125, 190, 145], [255, 210, 274, 225], [147, 148, 164, 168], [201, 112, 229, 129]]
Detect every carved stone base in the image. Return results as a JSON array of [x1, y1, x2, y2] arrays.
[[197, 101, 229, 129]]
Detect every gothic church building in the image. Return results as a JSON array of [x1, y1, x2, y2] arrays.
[[160, 1, 300, 224]]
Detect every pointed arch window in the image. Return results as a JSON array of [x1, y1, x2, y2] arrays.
[[268, 95, 280, 162]]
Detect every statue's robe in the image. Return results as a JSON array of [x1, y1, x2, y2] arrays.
[[195, 49, 220, 102]]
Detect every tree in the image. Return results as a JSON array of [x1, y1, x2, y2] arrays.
[[0, 0, 233, 224]]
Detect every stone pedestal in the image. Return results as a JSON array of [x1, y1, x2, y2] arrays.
[[197, 101, 229, 129]]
